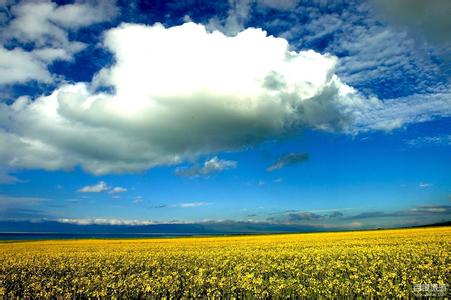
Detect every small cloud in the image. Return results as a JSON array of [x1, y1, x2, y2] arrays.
[[132, 196, 143, 204], [267, 153, 309, 172], [150, 204, 168, 208], [406, 135, 451, 147], [78, 182, 127, 195], [78, 181, 109, 193], [56, 184, 64, 190], [110, 187, 127, 194], [273, 178, 283, 183], [419, 182, 433, 188], [175, 156, 237, 177], [179, 202, 210, 208]]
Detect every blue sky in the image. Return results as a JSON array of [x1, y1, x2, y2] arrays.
[[0, 0, 450, 231]]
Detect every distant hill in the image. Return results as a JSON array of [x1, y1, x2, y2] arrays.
[[411, 221, 451, 228]]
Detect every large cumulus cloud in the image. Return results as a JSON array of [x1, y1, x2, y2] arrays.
[[0, 22, 397, 174]]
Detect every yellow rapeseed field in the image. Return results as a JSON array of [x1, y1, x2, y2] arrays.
[[0, 227, 449, 298]]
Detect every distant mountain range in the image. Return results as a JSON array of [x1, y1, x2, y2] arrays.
[[0, 220, 449, 238], [0, 220, 327, 235]]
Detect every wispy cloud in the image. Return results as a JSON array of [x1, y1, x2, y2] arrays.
[[345, 205, 451, 220], [353, 93, 451, 132], [143, 202, 210, 209], [0, 195, 49, 220], [0, 194, 46, 207], [0, 208, 51, 220], [265, 205, 450, 226], [406, 135, 451, 147], [175, 157, 237, 177], [57, 218, 155, 226], [267, 153, 308, 172], [178, 202, 210, 208], [410, 205, 450, 213], [0, 171, 22, 184]]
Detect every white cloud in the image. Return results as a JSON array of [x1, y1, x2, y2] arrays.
[[179, 202, 210, 208], [418, 182, 432, 188], [0, 46, 54, 84], [3, 0, 117, 47], [0, 22, 371, 174], [406, 135, 451, 146], [410, 205, 448, 213], [110, 186, 127, 194], [78, 181, 109, 193], [0, 22, 447, 176], [175, 156, 237, 177], [57, 218, 155, 225], [0, 45, 84, 85], [267, 1, 448, 99], [77, 182, 126, 194], [0, 0, 117, 85], [353, 92, 451, 132]]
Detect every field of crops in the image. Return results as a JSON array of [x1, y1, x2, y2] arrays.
[[0, 227, 449, 298]]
